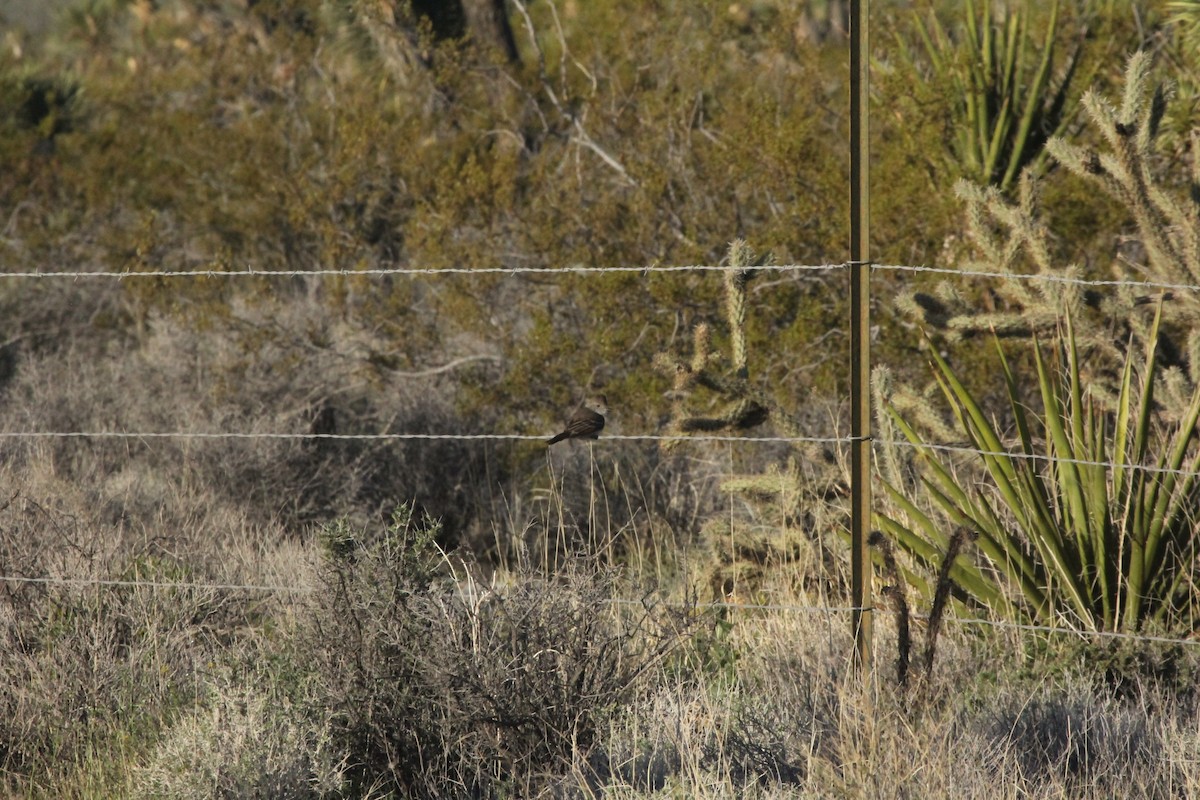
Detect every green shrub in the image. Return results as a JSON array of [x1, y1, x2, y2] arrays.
[[302, 504, 684, 797]]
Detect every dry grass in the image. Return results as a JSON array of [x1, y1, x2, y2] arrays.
[[0, 306, 1197, 799]]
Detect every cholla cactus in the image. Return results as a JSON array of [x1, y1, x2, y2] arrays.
[[654, 239, 846, 601], [900, 52, 1200, 418], [653, 239, 803, 440], [1048, 52, 1200, 291]]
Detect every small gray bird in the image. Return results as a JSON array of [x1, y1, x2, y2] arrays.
[[548, 395, 608, 445]]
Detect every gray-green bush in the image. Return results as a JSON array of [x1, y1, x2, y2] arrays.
[[302, 504, 686, 797]]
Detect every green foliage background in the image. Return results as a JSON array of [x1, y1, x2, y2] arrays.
[[3, 0, 852, 428], [0, 0, 1156, 425]]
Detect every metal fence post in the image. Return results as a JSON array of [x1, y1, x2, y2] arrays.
[[849, 0, 873, 676]]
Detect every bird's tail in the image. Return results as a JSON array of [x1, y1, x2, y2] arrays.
[[547, 431, 569, 445]]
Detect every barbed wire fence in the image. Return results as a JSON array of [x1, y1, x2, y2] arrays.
[[2, 256, 1200, 658], [6, 3, 1200, 673]]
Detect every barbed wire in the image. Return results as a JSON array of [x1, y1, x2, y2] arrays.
[[601, 596, 863, 614], [7, 261, 1200, 296], [3, 572, 1195, 647], [0, 431, 857, 445], [0, 263, 846, 279], [873, 262, 1200, 294], [885, 439, 1200, 478], [929, 614, 1200, 647], [0, 573, 859, 613], [1, 428, 1194, 479], [0, 574, 312, 593], [6, 259, 1200, 655]]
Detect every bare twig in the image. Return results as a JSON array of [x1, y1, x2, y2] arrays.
[[509, 0, 635, 186]]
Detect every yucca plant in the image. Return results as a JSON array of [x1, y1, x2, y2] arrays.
[[903, 0, 1082, 191], [877, 301, 1200, 633]]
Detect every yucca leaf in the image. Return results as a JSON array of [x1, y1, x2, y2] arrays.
[[1001, 0, 1061, 190], [873, 514, 936, 600], [1022, 338, 1093, 624], [929, 348, 1017, 483], [884, 402, 1044, 607], [1154, 446, 1200, 627], [1081, 401, 1116, 626], [1036, 336, 1088, 551], [912, 10, 946, 73], [889, 296, 1197, 634], [1111, 333, 1135, 509], [1061, 316, 1110, 615], [875, 501, 1007, 610], [982, 10, 1021, 181], [1000, 7, 1021, 101], [918, 467, 1032, 589], [1141, 380, 1200, 582]]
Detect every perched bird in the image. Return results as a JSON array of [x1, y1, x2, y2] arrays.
[[548, 395, 608, 445]]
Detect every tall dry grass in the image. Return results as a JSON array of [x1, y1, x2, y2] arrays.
[[0, 285, 1197, 798]]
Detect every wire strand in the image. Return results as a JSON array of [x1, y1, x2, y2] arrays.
[[0, 573, 861, 612], [0, 263, 846, 279], [886, 438, 1200, 478], [0, 431, 857, 444], [2, 429, 1194, 478], [6, 260, 1198, 295], [873, 262, 1200, 294], [930, 614, 1200, 647], [4, 573, 1195, 647], [0, 574, 311, 593]]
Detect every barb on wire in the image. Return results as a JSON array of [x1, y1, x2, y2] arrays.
[[0, 263, 847, 279], [873, 262, 1200, 295]]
